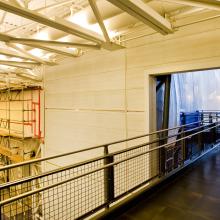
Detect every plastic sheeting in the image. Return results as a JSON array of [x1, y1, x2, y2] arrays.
[[169, 69, 220, 127]]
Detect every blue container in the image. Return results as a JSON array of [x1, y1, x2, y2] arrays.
[[180, 111, 200, 130]]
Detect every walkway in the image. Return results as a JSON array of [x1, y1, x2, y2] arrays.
[[114, 147, 220, 220]]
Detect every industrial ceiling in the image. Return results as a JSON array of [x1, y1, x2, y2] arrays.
[[0, 0, 219, 87]]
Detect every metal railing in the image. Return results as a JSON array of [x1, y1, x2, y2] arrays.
[[0, 111, 220, 220]]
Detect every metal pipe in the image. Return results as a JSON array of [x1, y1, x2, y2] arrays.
[[121, 14, 220, 42]]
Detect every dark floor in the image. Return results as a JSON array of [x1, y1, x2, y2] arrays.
[[115, 147, 220, 220]]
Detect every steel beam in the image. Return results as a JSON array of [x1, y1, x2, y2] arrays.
[[107, 0, 173, 35], [0, 60, 39, 66], [167, 6, 205, 19], [8, 0, 24, 8], [0, 1, 105, 44], [0, 61, 34, 69], [0, 31, 83, 60], [9, 38, 101, 50], [89, 0, 110, 42], [54, 16, 105, 43], [0, 68, 41, 82], [35, 0, 77, 12], [0, 1, 123, 50], [158, 0, 220, 11], [7, 43, 56, 66], [0, 48, 39, 62], [19, 43, 80, 58]]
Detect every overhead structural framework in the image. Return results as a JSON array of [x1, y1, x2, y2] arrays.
[[0, 0, 122, 51], [5, 0, 88, 35], [167, 6, 205, 19], [89, 0, 110, 42], [0, 48, 39, 62], [20, 44, 81, 58], [9, 38, 101, 50], [0, 68, 41, 82], [0, 60, 38, 69], [0, 32, 99, 51], [0, 32, 83, 59], [107, 0, 174, 35], [158, 0, 220, 11], [6, 43, 56, 66], [8, 0, 24, 8]]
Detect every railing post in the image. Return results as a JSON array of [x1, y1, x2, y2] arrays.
[[213, 122, 217, 144], [104, 145, 114, 209], [198, 130, 203, 154], [181, 127, 186, 164], [159, 135, 166, 176], [201, 112, 203, 125], [209, 113, 213, 123], [215, 113, 219, 142]]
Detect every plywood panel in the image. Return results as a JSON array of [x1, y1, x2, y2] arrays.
[[126, 67, 145, 89], [46, 89, 125, 110], [45, 110, 126, 155], [127, 112, 146, 133], [126, 29, 220, 69], [44, 15, 220, 169], [127, 88, 145, 111], [45, 49, 125, 81]]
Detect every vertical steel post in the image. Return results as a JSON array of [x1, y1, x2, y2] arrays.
[[209, 114, 216, 145], [104, 145, 114, 209], [198, 131, 203, 155], [201, 112, 203, 125], [159, 75, 171, 176], [181, 127, 186, 164], [209, 113, 213, 123], [162, 75, 171, 133]]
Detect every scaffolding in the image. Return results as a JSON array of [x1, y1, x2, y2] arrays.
[[0, 86, 42, 183]]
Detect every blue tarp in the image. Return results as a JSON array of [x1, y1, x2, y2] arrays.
[[169, 69, 220, 127]]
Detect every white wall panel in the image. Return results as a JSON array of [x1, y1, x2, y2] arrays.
[[44, 17, 220, 165]]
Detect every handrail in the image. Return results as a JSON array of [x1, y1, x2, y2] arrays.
[[0, 121, 214, 188], [0, 122, 219, 206], [0, 120, 207, 172]]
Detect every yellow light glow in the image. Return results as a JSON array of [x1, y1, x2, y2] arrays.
[[109, 30, 119, 38], [69, 12, 89, 28], [35, 31, 49, 40], [69, 11, 118, 37], [29, 48, 43, 57], [15, 44, 24, 49], [10, 57, 23, 62], [0, 55, 7, 60]]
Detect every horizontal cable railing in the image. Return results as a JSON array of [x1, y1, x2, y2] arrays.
[[0, 111, 220, 220]]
